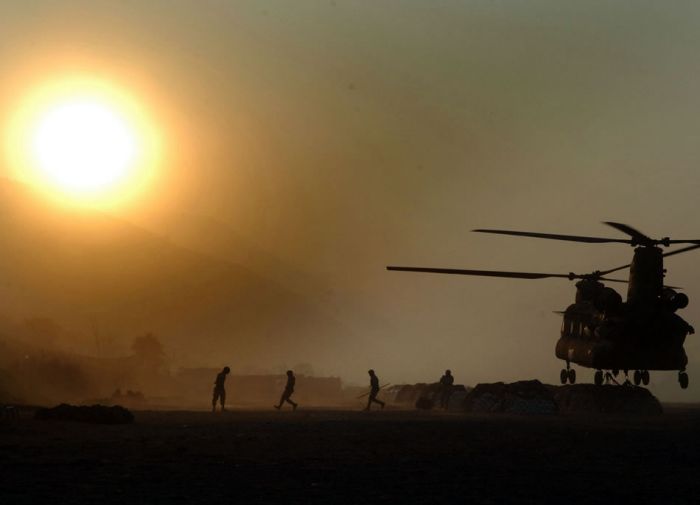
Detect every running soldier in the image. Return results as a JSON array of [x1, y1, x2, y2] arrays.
[[364, 369, 385, 411], [274, 370, 298, 411], [212, 366, 230, 412]]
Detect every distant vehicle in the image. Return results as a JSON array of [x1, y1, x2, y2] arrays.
[[388, 222, 699, 389]]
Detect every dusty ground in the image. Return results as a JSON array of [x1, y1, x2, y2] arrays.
[[2, 406, 700, 504]]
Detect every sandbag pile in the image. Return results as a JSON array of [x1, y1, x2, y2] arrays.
[[461, 380, 663, 415], [394, 383, 430, 405], [35, 403, 134, 424], [415, 396, 434, 410], [446, 387, 471, 411], [464, 380, 558, 415], [414, 384, 470, 411], [553, 384, 662, 415]]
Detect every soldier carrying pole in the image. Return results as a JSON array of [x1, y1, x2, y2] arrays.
[[364, 369, 385, 411]]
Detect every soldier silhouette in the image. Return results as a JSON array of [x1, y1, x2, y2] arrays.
[[274, 370, 298, 411], [439, 369, 454, 409], [212, 366, 230, 412], [364, 369, 385, 411]]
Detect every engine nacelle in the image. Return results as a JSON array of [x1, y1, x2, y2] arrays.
[[662, 288, 689, 311], [594, 287, 622, 313]]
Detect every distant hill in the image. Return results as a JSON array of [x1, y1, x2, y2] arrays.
[[0, 177, 348, 369]]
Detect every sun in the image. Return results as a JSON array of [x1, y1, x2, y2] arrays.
[[32, 99, 138, 192], [5, 75, 161, 207]]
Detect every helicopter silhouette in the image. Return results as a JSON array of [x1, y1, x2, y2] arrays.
[[388, 222, 700, 389]]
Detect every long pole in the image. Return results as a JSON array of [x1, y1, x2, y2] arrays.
[[356, 383, 391, 399]]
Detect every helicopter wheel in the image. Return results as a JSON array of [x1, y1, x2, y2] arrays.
[[560, 369, 568, 384], [594, 370, 603, 386], [567, 368, 576, 384], [633, 370, 642, 386], [641, 370, 650, 386], [679, 372, 689, 389]]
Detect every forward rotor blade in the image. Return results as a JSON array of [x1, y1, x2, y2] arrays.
[[603, 222, 653, 243], [387, 266, 571, 280], [597, 277, 629, 284], [472, 229, 631, 244], [597, 264, 629, 276]]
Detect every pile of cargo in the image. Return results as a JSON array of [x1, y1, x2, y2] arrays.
[[404, 379, 663, 415], [464, 380, 558, 415], [553, 384, 662, 415], [389, 383, 470, 411], [463, 380, 663, 415]]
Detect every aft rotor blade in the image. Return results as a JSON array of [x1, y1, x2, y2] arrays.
[[664, 244, 700, 257], [387, 266, 571, 280], [603, 222, 700, 245], [664, 240, 700, 246], [599, 244, 700, 276], [603, 222, 653, 243], [472, 229, 631, 244]]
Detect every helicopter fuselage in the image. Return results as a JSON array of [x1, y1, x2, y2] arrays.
[[555, 304, 690, 371], [554, 248, 693, 373]]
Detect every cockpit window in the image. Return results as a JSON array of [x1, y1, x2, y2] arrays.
[[582, 324, 591, 338], [562, 318, 571, 336]]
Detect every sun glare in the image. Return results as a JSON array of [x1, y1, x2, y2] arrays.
[[5, 76, 161, 207], [32, 99, 138, 192]]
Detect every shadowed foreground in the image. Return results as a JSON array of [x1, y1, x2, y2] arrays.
[[2, 407, 700, 504]]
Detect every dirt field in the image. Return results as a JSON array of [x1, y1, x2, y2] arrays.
[[2, 406, 699, 504]]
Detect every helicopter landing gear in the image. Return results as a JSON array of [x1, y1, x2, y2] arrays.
[[622, 370, 632, 386], [594, 370, 603, 386], [679, 371, 689, 389], [641, 370, 650, 386], [560, 369, 567, 384], [603, 371, 619, 385], [633, 370, 651, 386], [560, 363, 576, 384], [633, 370, 642, 386]]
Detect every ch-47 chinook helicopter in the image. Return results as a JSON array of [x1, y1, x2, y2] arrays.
[[388, 222, 700, 389]]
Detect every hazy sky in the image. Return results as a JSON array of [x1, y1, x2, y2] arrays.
[[3, 1, 700, 397]]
